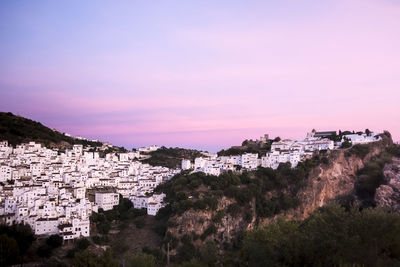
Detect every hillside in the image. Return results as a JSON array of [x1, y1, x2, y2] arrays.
[[153, 133, 400, 264], [217, 137, 278, 157], [142, 146, 204, 168], [0, 112, 103, 148]]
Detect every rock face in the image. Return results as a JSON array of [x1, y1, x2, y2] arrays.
[[167, 138, 392, 253], [261, 138, 391, 223], [375, 157, 400, 211], [169, 196, 251, 249], [288, 141, 386, 220]]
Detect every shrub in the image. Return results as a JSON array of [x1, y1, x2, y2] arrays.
[[212, 210, 225, 224], [97, 221, 111, 234], [37, 244, 52, 258], [193, 200, 207, 210], [227, 203, 241, 216], [242, 205, 400, 266], [128, 252, 157, 267], [177, 242, 197, 262], [76, 238, 90, 250], [134, 217, 146, 229], [341, 140, 352, 148], [201, 224, 217, 240], [46, 234, 63, 248], [321, 157, 329, 165], [0, 234, 19, 266], [349, 144, 370, 158]]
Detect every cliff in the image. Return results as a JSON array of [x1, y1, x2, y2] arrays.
[[287, 138, 390, 220], [165, 136, 393, 256], [375, 157, 400, 211]]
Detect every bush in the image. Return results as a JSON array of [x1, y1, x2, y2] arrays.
[[46, 234, 63, 248], [128, 252, 157, 267], [155, 205, 172, 220], [76, 238, 90, 250], [37, 244, 52, 258], [97, 221, 111, 234], [177, 242, 197, 262], [134, 217, 146, 229], [92, 235, 108, 245], [242, 205, 400, 266], [0, 234, 19, 266], [321, 157, 329, 165], [201, 224, 217, 240], [193, 200, 207, 210], [0, 223, 35, 265], [212, 210, 225, 224], [341, 140, 352, 148], [227, 203, 241, 216], [67, 248, 78, 258], [349, 144, 370, 158]]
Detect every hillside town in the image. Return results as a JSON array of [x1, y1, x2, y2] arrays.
[[184, 130, 382, 176], [0, 129, 381, 241], [0, 141, 178, 241]]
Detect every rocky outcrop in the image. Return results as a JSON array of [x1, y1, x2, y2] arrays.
[[375, 157, 400, 211], [168, 196, 253, 253], [259, 138, 391, 223], [167, 137, 392, 252]]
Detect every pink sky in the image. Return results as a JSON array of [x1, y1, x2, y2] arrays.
[[0, 0, 399, 151]]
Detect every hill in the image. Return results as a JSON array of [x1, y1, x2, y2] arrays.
[[0, 112, 103, 148], [142, 146, 204, 169], [217, 137, 279, 157], [152, 133, 400, 265]]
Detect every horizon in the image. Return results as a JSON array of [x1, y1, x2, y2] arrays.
[[1, 111, 389, 153], [1, 0, 399, 152]]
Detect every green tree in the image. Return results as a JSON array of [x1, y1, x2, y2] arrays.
[[76, 238, 91, 250], [200, 241, 218, 266], [37, 244, 52, 258], [73, 249, 98, 267], [46, 234, 63, 248], [341, 139, 352, 148], [128, 252, 156, 267], [242, 205, 400, 266], [0, 234, 20, 266]]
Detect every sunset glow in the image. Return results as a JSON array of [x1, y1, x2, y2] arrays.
[[1, 0, 399, 151]]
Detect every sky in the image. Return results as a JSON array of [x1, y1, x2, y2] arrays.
[[0, 0, 399, 152]]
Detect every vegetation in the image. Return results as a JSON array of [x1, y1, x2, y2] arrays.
[[347, 144, 371, 158], [0, 223, 35, 266], [155, 155, 323, 220], [242, 204, 400, 266], [90, 196, 147, 235], [46, 234, 63, 248], [66, 238, 92, 258], [0, 112, 103, 148], [72, 249, 119, 267], [354, 144, 400, 207], [128, 252, 157, 267], [142, 146, 204, 168], [218, 138, 275, 157], [36, 234, 64, 258], [341, 138, 352, 148], [154, 155, 327, 263]]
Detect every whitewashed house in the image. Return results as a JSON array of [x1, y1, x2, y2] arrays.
[[95, 192, 119, 211]]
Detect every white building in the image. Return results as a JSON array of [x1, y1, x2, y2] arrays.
[[35, 218, 59, 235], [0, 140, 178, 240], [0, 165, 12, 182], [241, 153, 258, 170], [95, 192, 119, 211], [181, 159, 192, 170], [343, 133, 381, 144]]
